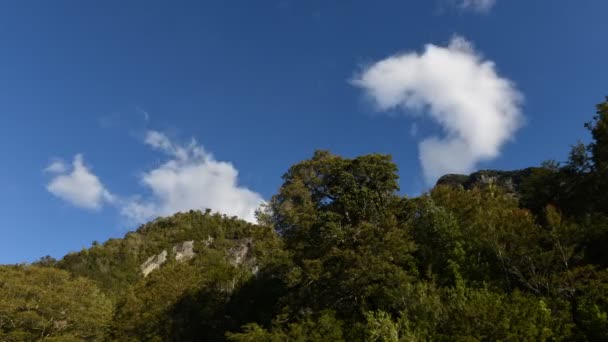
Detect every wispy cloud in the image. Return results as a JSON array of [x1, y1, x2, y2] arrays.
[[45, 155, 113, 210], [99, 106, 151, 129], [44, 160, 67, 173], [459, 0, 496, 12], [439, 0, 497, 13], [353, 35, 523, 184], [136, 106, 150, 122], [121, 131, 264, 223]]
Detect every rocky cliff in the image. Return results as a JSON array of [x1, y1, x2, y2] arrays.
[[436, 168, 540, 195]]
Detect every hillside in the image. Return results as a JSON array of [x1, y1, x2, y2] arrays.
[[1, 211, 286, 341], [57, 211, 271, 296], [1, 99, 607, 341]]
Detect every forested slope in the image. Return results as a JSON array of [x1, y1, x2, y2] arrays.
[[1, 98, 608, 341]]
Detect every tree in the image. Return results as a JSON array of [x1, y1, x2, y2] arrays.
[[268, 150, 417, 320], [0, 265, 112, 341], [586, 97, 608, 173], [227, 311, 345, 342]]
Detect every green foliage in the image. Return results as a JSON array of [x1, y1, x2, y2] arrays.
[[227, 311, 345, 342], [4, 97, 608, 341], [364, 311, 400, 342], [438, 287, 555, 341], [0, 265, 112, 341], [105, 218, 287, 341], [57, 210, 258, 297], [586, 96, 608, 172], [410, 197, 465, 285], [352, 284, 557, 341], [269, 151, 417, 319]]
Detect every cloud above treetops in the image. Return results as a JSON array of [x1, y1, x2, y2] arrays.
[[121, 131, 264, 223], [45, 131, 264, 223], [352, 35, 523, 184]]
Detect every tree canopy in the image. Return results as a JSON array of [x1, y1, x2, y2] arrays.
[[2, 97, 608, 341]]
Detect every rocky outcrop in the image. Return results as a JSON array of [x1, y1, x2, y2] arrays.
[[436, 168, 538, 196], [139, 236, 255, 277], [172, 240, 195, 262], [140, 250, 168, 277], [228, 238, 253, 267], [202, 236, 214, 247]]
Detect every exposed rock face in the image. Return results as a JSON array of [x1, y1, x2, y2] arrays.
[[228, 238, 253, 267], [140, 250, 167, 277], [140, 236, 257, 277], [436, 168, 538, 196], [53, 320, 68, 330], [172, 240, 195, 262], [202, 236, 214, 247]]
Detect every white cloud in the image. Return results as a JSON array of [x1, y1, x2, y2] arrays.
[[121, 131, 264, 223], [457, 0, 496, 12], [144, 130, 174, 153], [353, 35, 523, 184], [136, 106, 150, 122], [46, 154, 113, 210], [44, 160, 67, 173]]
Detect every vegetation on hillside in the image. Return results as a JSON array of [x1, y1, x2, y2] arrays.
[[1, 97, 608, 341]]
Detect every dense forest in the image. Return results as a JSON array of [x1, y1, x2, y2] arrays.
[[1, 98, 608, 341]]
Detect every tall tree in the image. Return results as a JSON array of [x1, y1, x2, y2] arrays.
[[269, 151, 416, 320]]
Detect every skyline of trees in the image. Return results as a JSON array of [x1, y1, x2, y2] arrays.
[[1, 97, 607, 341]]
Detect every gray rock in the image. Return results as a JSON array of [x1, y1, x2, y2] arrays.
[[172, 240, 195, 262], [202, 236, 214, 247], [140, 250, 168, 277], [229, 238, 253, 267], [436, 168, 538, 197]]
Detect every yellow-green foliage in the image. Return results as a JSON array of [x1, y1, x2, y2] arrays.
[[0, 265, 112, 341], [4, 97, 608, 342]]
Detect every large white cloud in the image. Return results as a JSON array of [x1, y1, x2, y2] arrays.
[[353, 36, 523, 184], [45, 154, 113, 210], [121, 131, 264, 223]]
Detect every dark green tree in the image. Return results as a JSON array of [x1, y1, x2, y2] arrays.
[[268, 151, 417, 320]]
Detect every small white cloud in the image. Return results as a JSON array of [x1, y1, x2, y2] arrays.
[[458, 0, 496, 12], [46, 154, 113, 210], [144, 130, 206, 162], [121, 200, 156, 222], [136, 106, 150, 122], [144, 130, 174, 153], [44, 160, 67, 173], [353, 35, 522, 184], [122, 131, 264, 223]]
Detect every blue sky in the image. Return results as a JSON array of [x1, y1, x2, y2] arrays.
[[1, 0, 607, 264]]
